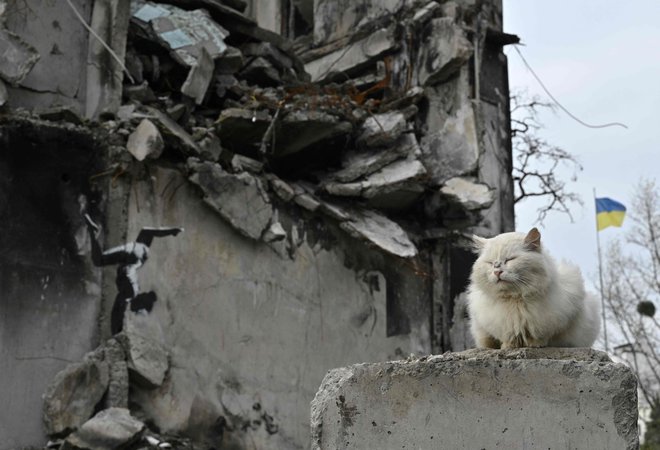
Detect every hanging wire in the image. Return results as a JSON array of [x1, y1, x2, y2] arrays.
[[513, 45, 628, 130]]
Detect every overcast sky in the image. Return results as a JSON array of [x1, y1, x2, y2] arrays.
[[503, 1, 659, 290]]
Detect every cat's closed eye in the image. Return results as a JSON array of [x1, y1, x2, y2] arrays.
[[505, 257, 516, 263]]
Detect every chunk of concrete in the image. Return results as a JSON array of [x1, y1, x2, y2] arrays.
[[42, 353, 110, 436], [420, 102, 479, 185], [310, 348, 639, 450], [132, 1, 229, 67], [216, 46, 244, 74], [330, 133, 419, 183], [305, 28, 397, 82], [231, 154, 264, 173], [120, 311, 169, 389], [143, 106, 201, 156], [274, 110, 352, 157], [181, 47, 214, 104], [0, 28, 39, 84], [239, 56, 282, 86], [241, 42, 293, 71], [416, 17, 472, 86], [126, 119, 164, 161], [357, 111, 408, 148], [65, 408, 144, 450], [440, 177, 494, 210], [324, 157, 426, 201], [340, 209, 417, 258], [215, 108, 272, 150], [188, 159, 273, 240]]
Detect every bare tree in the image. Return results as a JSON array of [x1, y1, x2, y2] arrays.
[[602, 180, 660, 410], [510, 91, 583, 223]]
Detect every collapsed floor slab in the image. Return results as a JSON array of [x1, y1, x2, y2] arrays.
[[311, 348, 639, 450]]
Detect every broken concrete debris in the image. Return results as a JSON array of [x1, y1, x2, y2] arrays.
[[126, 118, 164, 161], [440, 177, 495, 210], [42, 352, 110, 436], [64, 408, 145, 450], [188, 159, 273, 241]]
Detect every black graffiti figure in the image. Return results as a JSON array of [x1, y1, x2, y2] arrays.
[[84, 214, 183, 334]]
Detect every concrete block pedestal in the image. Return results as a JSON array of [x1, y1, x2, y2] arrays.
[[311, 348, 638, 450]]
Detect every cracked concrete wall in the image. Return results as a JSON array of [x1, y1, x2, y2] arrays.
[[0, 120, 106, 450], [3, 0, 129, 118], [118, 166, 430, 448]]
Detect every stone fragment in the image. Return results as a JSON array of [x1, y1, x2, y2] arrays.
[[181, 47, 214, 104], [294, 193, 321, 212], [195, 130, 223, 161], [263, 221, 286, 243], [311, 348, 638, 450], [132, 1, 229, 67], [126, 119, 164, 161], [0, 28, 39, 84], [305, 28, 397, 82], [416, 17, 472, 86], [120, 311, 169, 389], [440, 177, 494, 210], [357, 111, 408, 148], [215, 108, 271, 151], [361, 158, 427, 199], [188, 159, 273, 240], [241, 42, 293, 70], [420, 102, 479, 184], [143, 106, 201, 155], [231, 154, 263, 173], [274, 110, 352, 157], [216, 46, 244, 74], [42, 353, 110, 436], [65, 408, 144, 450], [340, 209, 417, 258], [267, 175, 296, 202], [239, 56, 281, 86], [331, 133, 419, 183], [117, 104, 137, 121]]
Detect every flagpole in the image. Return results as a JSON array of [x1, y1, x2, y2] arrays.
[[594, 188, 609, 353]]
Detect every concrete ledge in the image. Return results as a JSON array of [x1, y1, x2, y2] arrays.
[[311, 348, 638, 450]]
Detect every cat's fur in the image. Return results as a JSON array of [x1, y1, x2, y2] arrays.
[[466, 227, 600, 349]]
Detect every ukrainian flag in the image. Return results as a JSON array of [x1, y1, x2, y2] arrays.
[[595, 197, 626, 231]]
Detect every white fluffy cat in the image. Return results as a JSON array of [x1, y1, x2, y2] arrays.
[[466, 227, 600, 349]]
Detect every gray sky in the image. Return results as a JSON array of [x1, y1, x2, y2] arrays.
[[503, 0, 660, 292]]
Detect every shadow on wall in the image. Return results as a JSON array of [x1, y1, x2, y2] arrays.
[[0, 119, 105, 450]]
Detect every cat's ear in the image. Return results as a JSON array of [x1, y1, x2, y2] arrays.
[[524, 227, 542, 252], [471, 235, 488, 253]]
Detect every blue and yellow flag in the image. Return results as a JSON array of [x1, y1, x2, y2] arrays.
[[595, 197, 626, 231]]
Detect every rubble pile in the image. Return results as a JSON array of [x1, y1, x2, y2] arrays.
[[93, 0, 496, 260]]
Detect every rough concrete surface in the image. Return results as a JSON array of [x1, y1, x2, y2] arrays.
[[311, 348, 639, 450]]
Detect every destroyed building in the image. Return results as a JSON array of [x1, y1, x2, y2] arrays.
[[0, 0, 517, 448]]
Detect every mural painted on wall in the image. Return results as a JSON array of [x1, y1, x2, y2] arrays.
[[84, 214, 183, 334]]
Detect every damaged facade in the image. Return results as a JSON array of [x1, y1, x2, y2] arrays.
[[0, 0, 516, 449]]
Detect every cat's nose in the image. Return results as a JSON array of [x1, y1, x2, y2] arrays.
[[494, 269, 503, 278]]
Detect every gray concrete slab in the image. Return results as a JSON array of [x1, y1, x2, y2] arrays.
[[311, 348, 639, 450]]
